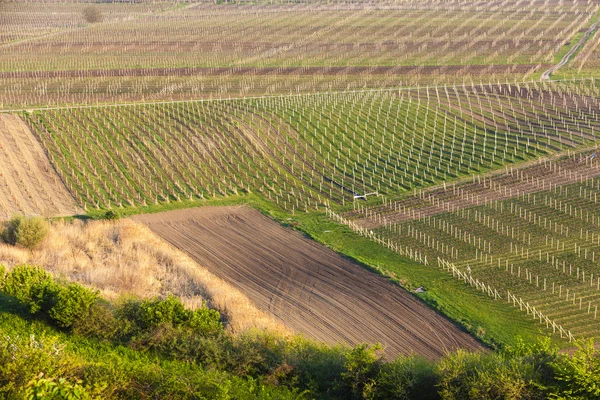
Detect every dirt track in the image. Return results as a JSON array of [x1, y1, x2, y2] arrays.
[[0, 114, 81, 218], [134, 206, 482, 360]]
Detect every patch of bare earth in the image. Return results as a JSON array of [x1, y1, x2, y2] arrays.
[[0, 114, 81, 218], [134, 206, 482, 360]]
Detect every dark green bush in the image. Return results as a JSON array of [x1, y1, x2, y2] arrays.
[[2, 265, 59, 314], [48, 283, 98, 329], [102, 210, 120, 221], [120, 295, 223, 335], [1, 216, 49, 250], [73, 299, 130, 341], [374, 356, 438, 400]]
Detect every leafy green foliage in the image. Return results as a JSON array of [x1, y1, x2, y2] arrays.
[[435, 348, 551, 400], [341, 343, 384, 399], [0, 333, 71, 398], [373, 356, 437, 400], [25, 374, 102, 400], [550, 340, 600, 399], [48, 283, 98, 329], [102, 210, 120, 221], [1, 216, 49, 250], [2, 265, 59, 314], [4, 264, 600, 399], [72, 299, 128, 341], [122, 294, 223, 335]]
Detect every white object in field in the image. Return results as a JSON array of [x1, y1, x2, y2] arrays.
[[353, 191, 378, 200]]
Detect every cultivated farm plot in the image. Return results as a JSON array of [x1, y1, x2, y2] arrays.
[[25, 79, 600, 213], [134, 206, 482, 360], [0, 114, 81, 219], [0, 0, 595, 108], [337, 152, 600, 342]]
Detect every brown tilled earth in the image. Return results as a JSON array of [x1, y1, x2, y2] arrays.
[[0, 114, 81, 218], [134, 206, 482, 360]]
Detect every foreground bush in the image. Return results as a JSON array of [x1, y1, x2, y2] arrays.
[[49, 283, 98, 328], [120, 294, 223, 336], [1, 265, 59, 314], [1, 216, 49, 250]]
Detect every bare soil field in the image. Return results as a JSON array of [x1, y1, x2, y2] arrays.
[[134, 206, 482, 360], [0, 114, 80, 218]]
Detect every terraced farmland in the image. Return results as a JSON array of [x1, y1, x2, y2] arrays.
[[24, 79, 600, 212]]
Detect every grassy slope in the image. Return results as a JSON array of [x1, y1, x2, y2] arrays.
[[88, 194, 561, 350]]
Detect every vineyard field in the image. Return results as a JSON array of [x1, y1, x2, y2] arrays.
[[336, 152, 600, 342], [24, 79, 600, 213], [1, 0, 596, 108]]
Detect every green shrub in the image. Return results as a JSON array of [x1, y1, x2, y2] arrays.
[[48, 283, 98, 329], [550, 340, 600, 399], [0, 334, 72, 397], [25, 374, 100, 400], [2, 265, 59, 314], [73, 299, 130, 341], [374, 356, 437, 400], [121, 295, 222, 334], [0, 264, 5, 281], [341, 343, 384, 400], [102, 210, 120, 221], [0, 216, 21, 245], [188, 305, 224, 335], [1, 216, 49, 250], [436, 349, 547, 400]]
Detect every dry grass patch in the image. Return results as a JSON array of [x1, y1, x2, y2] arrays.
[[0, 218, 288, 335]]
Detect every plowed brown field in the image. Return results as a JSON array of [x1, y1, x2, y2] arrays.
[[135, 206, 482, 360], [0, 114, 81, 218]]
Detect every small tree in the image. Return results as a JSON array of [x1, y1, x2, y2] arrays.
[[82, 6, 102, 24], [1, 216, 49, 250]]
